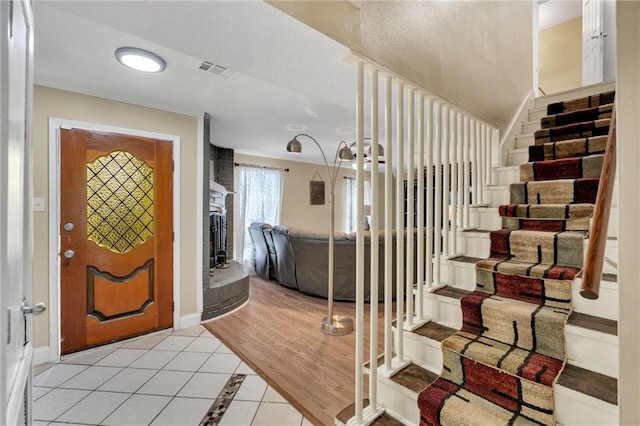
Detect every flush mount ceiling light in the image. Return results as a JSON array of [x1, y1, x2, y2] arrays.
[[115, 47, 166, 73]]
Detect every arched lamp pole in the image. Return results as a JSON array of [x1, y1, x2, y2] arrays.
[[287, 134, 355, 335]]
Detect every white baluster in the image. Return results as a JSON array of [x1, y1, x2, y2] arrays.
[[354, 60, 365, 425], [383, 75, 394, 373], [433, 102, 442, 287], [416, 95, 425, 320], [395, 82, 405, 362], [450, 109, 458, 256], [405, 88, 415, 330], [425, 98, 434, 289], [463, 116, 471, 229], [442, 106, 450, 257]]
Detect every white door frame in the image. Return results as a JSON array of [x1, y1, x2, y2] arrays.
[[47, 118, 181, 361], [1, 0, 35, 423]]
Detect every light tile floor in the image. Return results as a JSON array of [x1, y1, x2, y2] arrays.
[[33, 325, 312, 426]]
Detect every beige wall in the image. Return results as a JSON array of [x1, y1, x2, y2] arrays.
[[268, 1, 533, 132], [617, 1, 640, 422], [539, 17, 582, 95], [234, 153, 388, 236], [32, 86, 199, 349]]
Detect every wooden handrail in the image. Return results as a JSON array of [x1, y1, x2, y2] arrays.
[[580, 105, 617, 299]]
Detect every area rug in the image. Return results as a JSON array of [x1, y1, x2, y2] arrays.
[[417, 92, 614, 425]]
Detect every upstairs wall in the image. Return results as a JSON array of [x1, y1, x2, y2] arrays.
[[268, 0, 534, 133]]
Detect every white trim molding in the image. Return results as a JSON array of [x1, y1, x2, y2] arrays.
[[47, 118, 182, 362]]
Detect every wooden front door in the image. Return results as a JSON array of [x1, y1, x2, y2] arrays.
[[60, 128, 173, 354]]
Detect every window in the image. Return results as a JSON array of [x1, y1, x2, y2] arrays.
[[344, 177, 371, 233], [235, 166, 284, 265]]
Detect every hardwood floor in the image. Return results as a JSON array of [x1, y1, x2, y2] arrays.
[[202, 276, 386, 426]]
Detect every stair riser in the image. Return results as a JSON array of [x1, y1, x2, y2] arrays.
[[396, 329, 444, 374], [521, 120, 540, 134], [565, 324, 618, 378], [572, 279, 618, 320], [375, 373, 618, 426], [494, 166, 519, 186], [468, 207, 501, 230], [377, 377, 419, 426], [507, 148, 528, 166], [533, 82, 616, 110], [420, 293, 619, 378], [515, 133, 534, 150], [460, 233, 490, 258], [529, 107, 547, 122], [439, 260, 476, 292], [554, 385, 619, 425], [486, 185, 510, 206]]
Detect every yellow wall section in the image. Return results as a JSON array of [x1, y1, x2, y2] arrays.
[[234, 153, 388, 236], [539, 17, 582, 95], [32, 86, 199, 348]]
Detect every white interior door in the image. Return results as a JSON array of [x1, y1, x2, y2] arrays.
[[583, 0, 604, 85], [1, 1, 40, 425]]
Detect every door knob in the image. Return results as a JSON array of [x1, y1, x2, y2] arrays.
[[64, 249, 75, 259], [22, 301, 46, 316]]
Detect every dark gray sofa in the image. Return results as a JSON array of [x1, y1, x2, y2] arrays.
[[250, 223, 408, 301]]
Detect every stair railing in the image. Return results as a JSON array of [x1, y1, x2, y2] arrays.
[[347, 54, 499, 425], [580, 105, 617, 299]]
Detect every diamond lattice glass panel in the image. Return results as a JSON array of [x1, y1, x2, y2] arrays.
[[87, 151, 154, 253]]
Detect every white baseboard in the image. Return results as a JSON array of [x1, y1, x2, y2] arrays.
[[34, 313, 203, 366], [34, 346, 52, 366], [179, 312, 202, 330]]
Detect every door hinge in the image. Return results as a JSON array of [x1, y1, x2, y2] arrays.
[[172, 231, 175, 242], [6, 309, 11, 344], [172, 160, 175, 171], [9, 1, 14, 39], [172, 302, 175, 312]]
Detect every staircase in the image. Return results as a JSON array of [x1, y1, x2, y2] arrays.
[[362, 82, 618, 426]]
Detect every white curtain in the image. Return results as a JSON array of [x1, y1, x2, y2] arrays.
[[235, 166, 284, 265], [345, 177, 371, 233]]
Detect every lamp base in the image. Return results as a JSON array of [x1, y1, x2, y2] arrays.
[[321, 315, 353, 336]]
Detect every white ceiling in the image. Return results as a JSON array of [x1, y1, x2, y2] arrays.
[[34, 1, 360, 165], [539, 0, 582, 30]]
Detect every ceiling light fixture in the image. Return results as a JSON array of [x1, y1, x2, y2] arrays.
[[115, 47, 166, 73]]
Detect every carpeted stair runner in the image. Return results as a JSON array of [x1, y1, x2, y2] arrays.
[[528, 135, 607, 162], [417, 90, 614, 425]]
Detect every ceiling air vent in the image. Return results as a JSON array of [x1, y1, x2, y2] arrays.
[[198, 61, 234, 79]]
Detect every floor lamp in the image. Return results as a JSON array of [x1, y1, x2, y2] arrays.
[[287, 134, 355, 336]]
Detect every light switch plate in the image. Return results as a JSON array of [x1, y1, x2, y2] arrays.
[[33, 197, 45, 212]]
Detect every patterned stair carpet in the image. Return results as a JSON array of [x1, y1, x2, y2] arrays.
[[417, 91, 614, 425]]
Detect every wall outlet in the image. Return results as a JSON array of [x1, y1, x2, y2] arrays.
[[33, 197, 45, 212]]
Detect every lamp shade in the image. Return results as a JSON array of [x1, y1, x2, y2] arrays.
[[286, 138, 302, 153], [338, 146, 354, 160], [367, 144, 385, 157]]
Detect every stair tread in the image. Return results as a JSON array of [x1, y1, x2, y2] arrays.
[[390, 362, 438, 394], [450, 255, 483, 264], [462, 228, 492, 234], [557, 364, 618, 405], [413, 322, 457, 342], [567, 311, 617, 336], [499, 203, 594, 220], [433, 286, 471, 299], [335, 400, 405, 425]]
